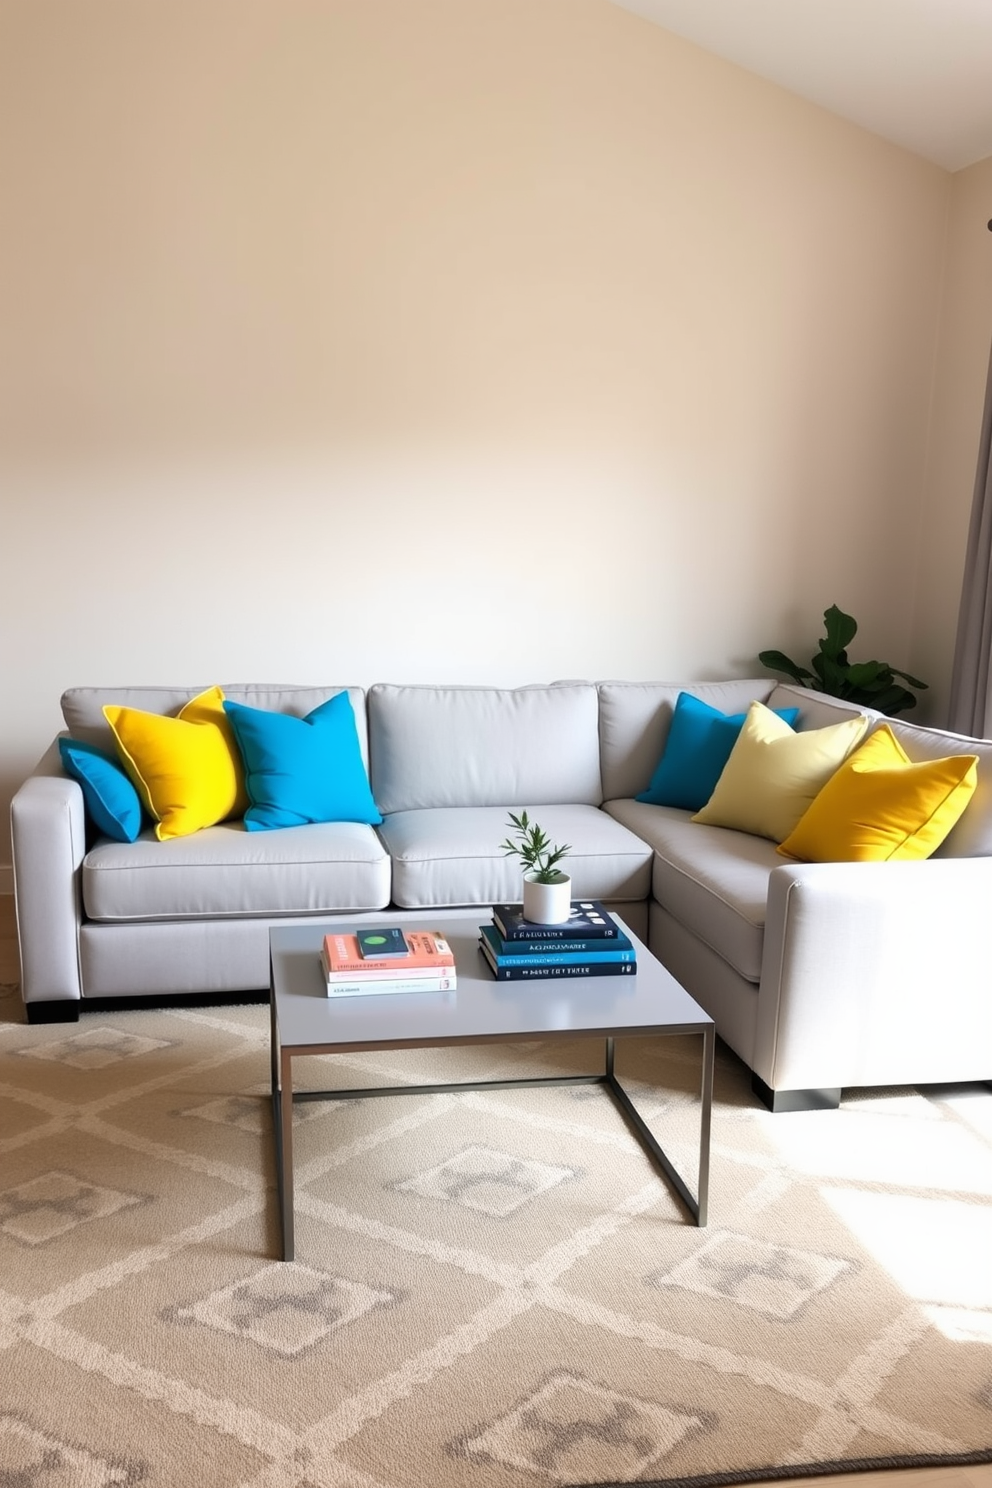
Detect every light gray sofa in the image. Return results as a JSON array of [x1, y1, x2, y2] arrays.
[[11, 679, 992, 1111]]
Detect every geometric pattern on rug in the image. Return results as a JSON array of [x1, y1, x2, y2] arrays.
[[1, 996, 991, 1488], [0, 1170, 145, 1246], [180, 1092, 272, 1134], [394, 1144, 577, 1216], [0, 1412, 145, 1486], [12, 1024, 176, 1068], [451, 1368, 714, 1482], [165, 1260, 402, 1357], [646, 1231, 854, 1319], [180, 1087, 340, 1134]]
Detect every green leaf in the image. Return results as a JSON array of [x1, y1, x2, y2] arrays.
[[822, 605, 858, 660], [757, 650, 814, 685], [889, 668, 928, 691], [844, 660, 888, 689], [813, 654, 849, 691], [867, 683, 918, 715], [501, 812, 571, 878]]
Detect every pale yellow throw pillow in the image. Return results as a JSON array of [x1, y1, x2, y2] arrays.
[[692, 701, 870, 842], [778, 724, 978, 862], [104, 686, 248, 841]]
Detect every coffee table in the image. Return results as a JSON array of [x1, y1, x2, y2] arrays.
[[269, 911, 714, 1261]]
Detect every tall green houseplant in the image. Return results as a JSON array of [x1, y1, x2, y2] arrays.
[[758, 605, 927, 717]]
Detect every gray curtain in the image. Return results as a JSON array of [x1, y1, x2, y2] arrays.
[[948, 333, 992, 737]]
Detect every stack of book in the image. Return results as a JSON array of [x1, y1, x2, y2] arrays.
[[478, 900, 636, 981], [320, 927, 456, 997]]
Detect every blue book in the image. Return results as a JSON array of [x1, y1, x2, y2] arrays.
[[479, 925, 636, 968], [489, 928, 635, 958], [479, 935, 636, 981]]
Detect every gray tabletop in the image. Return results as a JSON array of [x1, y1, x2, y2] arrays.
[[269, 913, 713, 1053]]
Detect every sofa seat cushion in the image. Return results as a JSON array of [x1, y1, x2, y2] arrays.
[[81, 821, 390, 922], [379, 804, 653, 908], [605, 799, 780, 982]]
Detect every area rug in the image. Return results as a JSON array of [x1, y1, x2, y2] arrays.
[[1, 978, 990, 1487]]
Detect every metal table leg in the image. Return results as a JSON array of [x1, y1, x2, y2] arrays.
[[270, 989, 296, 1262], [604, 1029, 713, 1226]]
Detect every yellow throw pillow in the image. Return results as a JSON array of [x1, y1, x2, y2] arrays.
[[692, 701, 870, 842], [778, 724, 978, 862], [104, 686, 248, 841]]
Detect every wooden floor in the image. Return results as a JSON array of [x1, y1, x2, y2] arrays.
[[0, 891, 18, 984], [0, 892, 987, 1488], [768, 1473, 992, 1488]]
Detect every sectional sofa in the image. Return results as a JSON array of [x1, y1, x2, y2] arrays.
[[11, 679, 992, 1110]]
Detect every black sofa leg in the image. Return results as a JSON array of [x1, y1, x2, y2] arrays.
[[25, 1000, 81, 1025], [751, 1074, 841, 1113]]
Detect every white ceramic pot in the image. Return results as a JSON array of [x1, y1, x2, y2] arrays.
[[522, 872, 572, 925]]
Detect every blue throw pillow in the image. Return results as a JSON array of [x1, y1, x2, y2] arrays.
[[635, 692, 801, 812], [59, 737, 146, 843], [223, 691, 383, 831]]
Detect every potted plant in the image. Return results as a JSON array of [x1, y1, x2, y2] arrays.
[[758, 604, 928, 717], [499, 810, 573, 924]]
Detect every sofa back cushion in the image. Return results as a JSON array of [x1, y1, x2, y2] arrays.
[[764, 683, 882, 732], [61, 685, 371, 764], [368, 683, 602, 813], [598, 680, 778, 803]]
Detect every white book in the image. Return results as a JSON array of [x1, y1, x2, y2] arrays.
[[324, 971, 457, 998], [322, 960, 451, 985]]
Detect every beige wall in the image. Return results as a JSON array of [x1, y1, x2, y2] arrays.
[[912, 155, 992, 724], [0, 0, 970, 875]]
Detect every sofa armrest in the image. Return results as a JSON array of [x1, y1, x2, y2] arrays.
[[11, 739, 86, 1005], [755, 856, 992, 1093]]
